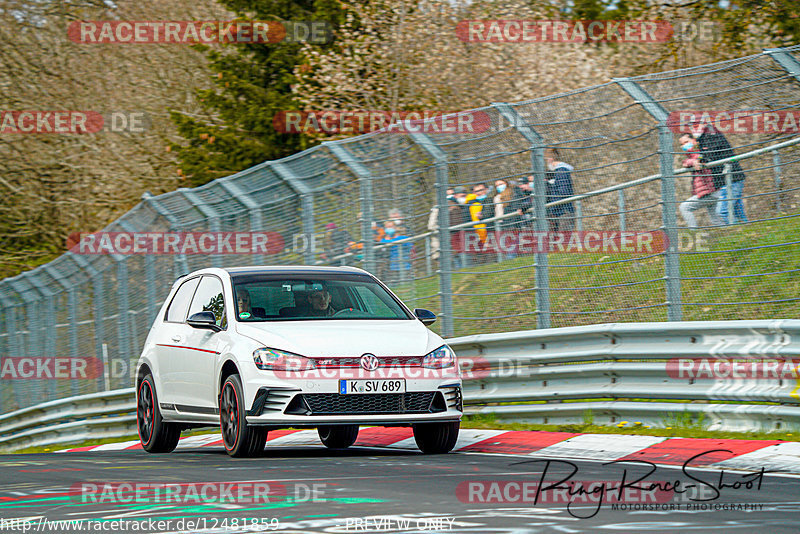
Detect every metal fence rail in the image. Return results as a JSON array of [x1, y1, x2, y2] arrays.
[[1, 321, 798, 451], [2, 46, 800, 412]]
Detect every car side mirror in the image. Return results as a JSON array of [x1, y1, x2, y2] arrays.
[[414, 308, 437, 326], [187, 311, 221, 332]]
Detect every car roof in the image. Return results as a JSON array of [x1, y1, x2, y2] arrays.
[[224, 265, 368, 276]]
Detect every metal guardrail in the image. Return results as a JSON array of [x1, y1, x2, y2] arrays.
[[1, 320, 799, 451], [452, 320, 800, 432], [0, 389, 135, 452]]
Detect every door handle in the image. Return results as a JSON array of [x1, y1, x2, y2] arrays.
[[171, 335, 182, 343]]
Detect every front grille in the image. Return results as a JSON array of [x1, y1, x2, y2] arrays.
[[311, 356, 423, 368], [286, 392, 444, 415]]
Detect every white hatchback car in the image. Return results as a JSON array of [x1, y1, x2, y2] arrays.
[[135, 266, 462, 457]]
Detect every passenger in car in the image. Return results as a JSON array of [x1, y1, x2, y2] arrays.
[[236, 288, 252, 315]]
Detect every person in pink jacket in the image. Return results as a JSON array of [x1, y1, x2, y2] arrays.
[[678, 134, 724, 228]]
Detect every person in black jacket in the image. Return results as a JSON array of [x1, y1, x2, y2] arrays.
[[692, 122, 747, 223], [544, 148, 576, 231]]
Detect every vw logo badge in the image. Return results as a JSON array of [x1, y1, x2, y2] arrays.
[[360, 353, 380, 371]]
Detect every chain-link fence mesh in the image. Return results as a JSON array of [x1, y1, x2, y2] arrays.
[[1, 46, 800, 412]]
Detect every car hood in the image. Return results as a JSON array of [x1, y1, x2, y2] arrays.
[[235, 319, 444, 358]]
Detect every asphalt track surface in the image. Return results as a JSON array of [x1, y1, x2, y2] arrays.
[[1, 443, 799, 533]]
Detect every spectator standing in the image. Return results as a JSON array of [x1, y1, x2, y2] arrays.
[[692, 123, 747, 223], [381, 221, 414, 282], [322, 223, 352, 265], [427, 189, 464, 262], [544, 148, 576, 232], [493, 179, 526, 230], [678, 133, 725, 228]]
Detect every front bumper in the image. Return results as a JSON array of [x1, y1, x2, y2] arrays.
[[243, 376, 462, 425]]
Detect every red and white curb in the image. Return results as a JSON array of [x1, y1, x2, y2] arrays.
[[56, 429, 800, 474]]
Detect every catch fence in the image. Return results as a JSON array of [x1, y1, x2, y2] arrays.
[[1, 46, 800, 411]]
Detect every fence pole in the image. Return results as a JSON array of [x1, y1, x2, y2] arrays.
[[772, 149, 782, 211], [618, 189, 626, 231], [218, 177, 266, 266], [180, 189, 222, 268], [29, 273, 57, 399], [70, 254, 108, 392], [409, 132, 454, 337], [575, 200, 583, 232], [4, 305, 20, 409], [45, 265, 79, 396], [115, 258, 132, 390], [271, 162, 316, 265], [142, 193, 189, 277], [659, 124, 682, 320], [7, 280, 38, 406], [492, 103, 550, 328], [325, 143, 375, 274], [425, 235, 432, 276], [724, 163, 734, 224], [494, 219, 503, 263], [615, 78, 682, 321]]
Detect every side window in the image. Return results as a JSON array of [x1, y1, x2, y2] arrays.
[[353, 285, 394, 316], [165, 277, 200, 323], [187, 276, 226, 328]]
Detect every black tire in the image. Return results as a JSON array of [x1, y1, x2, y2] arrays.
[[413, 421, 460, 454], [318, 425, 359, 449], [137, 374, 181, 453], [220, 374, 267, 457]]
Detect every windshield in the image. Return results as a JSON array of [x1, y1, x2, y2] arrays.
[[230, 273, 413, 322]]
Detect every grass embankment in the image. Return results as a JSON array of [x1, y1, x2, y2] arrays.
[[402, 214, 799, 337]]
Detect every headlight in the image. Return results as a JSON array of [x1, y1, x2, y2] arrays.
[[253, 348, 316, 371], [422, 345, 457, 369]]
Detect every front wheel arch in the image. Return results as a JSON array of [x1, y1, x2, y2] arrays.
[[218, 359, 240, 401]]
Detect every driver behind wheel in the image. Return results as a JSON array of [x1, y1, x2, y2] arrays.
[[307, 288, 335, 317]]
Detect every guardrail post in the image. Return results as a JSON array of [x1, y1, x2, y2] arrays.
[[772, 149, 782, 211], [618, 190, 626, 231], [409, 132, 454, 337], [615, 78, 682, 321], [493, 103, 550, 328], [270, 162, 316, 265], [325, 142, 376, 274]]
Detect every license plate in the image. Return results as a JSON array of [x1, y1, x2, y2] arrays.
[[339, 379, 406, 394]]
